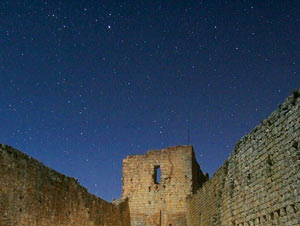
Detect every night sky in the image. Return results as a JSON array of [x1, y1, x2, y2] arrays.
[[1, 1, 299, 201]]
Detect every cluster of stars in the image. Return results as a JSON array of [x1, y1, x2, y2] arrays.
[[1, 0, 299, 201]]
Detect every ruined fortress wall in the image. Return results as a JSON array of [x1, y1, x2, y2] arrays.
[[0, 145, 130, 226], [122, 146, 206, 226], [187, 91, 300, 226], [186, 164, 227, 226]]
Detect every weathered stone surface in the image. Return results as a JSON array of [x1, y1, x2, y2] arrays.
[[0, 145, 130, 226], [1, 90, 299, 226], [186, 90, 300, 226], [121, 146, 207, 226]]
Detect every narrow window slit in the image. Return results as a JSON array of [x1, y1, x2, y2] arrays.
[[154, 165, 161, 184]]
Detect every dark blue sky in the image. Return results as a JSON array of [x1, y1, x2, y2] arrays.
[[1, 0, 299, 201]]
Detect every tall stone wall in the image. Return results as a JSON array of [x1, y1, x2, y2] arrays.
[[0, 144, 131, 226], [187, 90, 300, 226], [121, 146, 207, 226], [2, 91, 299, 226]]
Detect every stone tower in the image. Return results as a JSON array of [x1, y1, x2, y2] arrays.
[[121, 145, 207, 226]]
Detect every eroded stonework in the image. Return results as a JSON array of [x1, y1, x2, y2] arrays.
[[0, 144, 130, 226], [186, 90, 300, 226], [0, 90, 299, 226], [121, 146, 207, 226]]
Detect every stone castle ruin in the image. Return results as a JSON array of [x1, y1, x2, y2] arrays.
[[0, 90, 299, 226], [121, 145, 208, 225]]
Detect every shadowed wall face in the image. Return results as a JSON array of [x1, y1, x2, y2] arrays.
[[0, 144, 130, 226], [187, 91, 300, 226], [121, 146, 206, 226]]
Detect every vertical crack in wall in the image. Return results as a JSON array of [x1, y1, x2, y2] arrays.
[[167, 149, 174, 183]]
